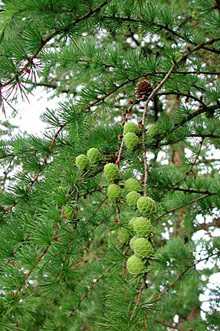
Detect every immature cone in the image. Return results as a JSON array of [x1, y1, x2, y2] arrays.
[[123, 122, 139, 135], [126, 191, 141, 208], [132, 217, 153, 237], [87, 147, 101, 164], [124, 177, 141, 192], [104, 163, 119, 182], [75, 154, 89, 171], [124, 132, 139, 151], [132, 238, 154, 258], [135, 78, 153, 100], [127, 255, 144, 275], [137, 196, 157, 215], [128, 217, 136, 230], [107, 184, 121, 201], [129, 236, 138, 250]]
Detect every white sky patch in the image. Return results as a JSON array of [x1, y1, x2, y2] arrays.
[[1, 88, 60, 136]]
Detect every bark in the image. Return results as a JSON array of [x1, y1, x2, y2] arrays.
[[167, 95, 185, 236], [167, 95, 200, 331]]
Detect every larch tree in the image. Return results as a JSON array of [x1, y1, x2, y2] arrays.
[[0, 0, 220, 330]]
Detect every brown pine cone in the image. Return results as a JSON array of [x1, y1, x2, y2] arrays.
[[135, 78, 153, 100]]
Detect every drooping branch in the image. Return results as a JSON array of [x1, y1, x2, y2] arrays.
[[101, 15, 220, 54], [1, 0, 111, 92]]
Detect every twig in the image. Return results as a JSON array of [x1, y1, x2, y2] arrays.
[[148, 253, 219, 306], [69, 265, 113, 316], [115, 139, 124, 165], [5, 224, 60, 308], [130, 276, 146, 320], [142, 136, 148, 196], [157, 193, 212, 220], [142, 37, 220, 126], [102, 15, 220, 54], [141, 62, 176, 195]]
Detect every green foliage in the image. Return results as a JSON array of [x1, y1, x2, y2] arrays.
[[0, 0, 219, 330], [117, 227, 130, 246]]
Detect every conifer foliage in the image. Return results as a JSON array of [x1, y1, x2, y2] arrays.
[[0, 0, 220, 330]]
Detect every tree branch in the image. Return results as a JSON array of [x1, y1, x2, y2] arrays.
[[1, 1, 111, 91], [102, 15, 220, 54]]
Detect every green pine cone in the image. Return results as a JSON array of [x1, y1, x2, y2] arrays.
[[87, 147, 102, 164], [124, 178, 141, 192], [132, 217, 153, 237], [107, 184, 121, 201], [129, 236, 138, 250], [127, 255, 144, 275], [137, 196, 157, 215], [104, 163, 119, 182], [124, 132, 139, 151], [75, 154, 89, 171], [132, 238, 154, 258], [128, 217, 136, 230], [123, 122, 139, 134], [126, 191, 141, 208]]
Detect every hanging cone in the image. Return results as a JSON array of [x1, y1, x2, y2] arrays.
[[135, 78, 153, 100]]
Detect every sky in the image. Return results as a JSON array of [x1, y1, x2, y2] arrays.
[[6, 88, 59, 136]]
